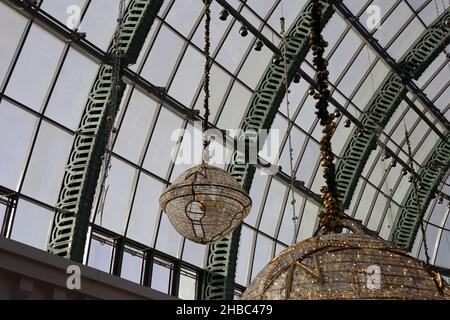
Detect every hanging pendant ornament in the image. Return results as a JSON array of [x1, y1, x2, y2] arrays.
[[242, 0, 449, 300], [159, 0, 252, 244]]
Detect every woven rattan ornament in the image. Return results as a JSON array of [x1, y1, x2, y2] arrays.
[[159, 0, 251, 244], [242, 0, 449, 300], [160, 164, 251, 244]]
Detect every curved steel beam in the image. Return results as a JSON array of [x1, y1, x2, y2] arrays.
[[392, 134, 450, 250], [47, 0, 163, 262], [203, 0, 340, 300], [335, 8, 450, 209]]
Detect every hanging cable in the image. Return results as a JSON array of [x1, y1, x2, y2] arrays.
[[403, 122, 432, 265], [202, 0, 212, 164], [365, 44, 396, 231], [310, 1, 343, 233], [279, 2, 298, 244], [96, 0, 126, 225]]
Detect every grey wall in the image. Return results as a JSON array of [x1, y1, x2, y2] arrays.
[[0, 237, 176, 300]]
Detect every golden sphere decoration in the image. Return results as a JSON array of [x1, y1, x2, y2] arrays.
[[159, 163, 252, 244], [242, 218, 450, 300]]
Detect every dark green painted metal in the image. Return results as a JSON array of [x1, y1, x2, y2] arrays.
[[335, 8, 450, 209], [392, 134, 450, 250], [47, 0, 163, 262], [203, 0, 339, 300]]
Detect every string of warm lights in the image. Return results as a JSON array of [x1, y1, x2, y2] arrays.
[[309, 0, 343, 233]]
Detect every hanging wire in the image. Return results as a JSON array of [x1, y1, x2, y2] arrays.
[[96, 0, 126, 225], [402, 121, 432, 265], [202, 0, 212, 164], [279, 1, 298, 244], [365, 45, 396, 231]]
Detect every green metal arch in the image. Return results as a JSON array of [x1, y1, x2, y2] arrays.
[[335, 8, 450, 209], [203, 0, 340, 300], [47, 0, 163, 262], [392, 134, 450, 250]]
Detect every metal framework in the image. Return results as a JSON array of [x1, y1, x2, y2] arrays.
[[203, 0, 339, 300], [392, 133, 450, 250], [2, 0, 449, 298], [334, 7, 450, 209], [47, 0, 163, 262]]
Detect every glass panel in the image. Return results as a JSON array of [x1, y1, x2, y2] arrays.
[[114, 89, 158, 164], [259, 178, 286, 237], [0, 101, 36, 190], [5, 24, 64, 111], [244, 169, 269, 226], [168, 46, 204, 107], [143, 107, 184, 178], [194, 64, 232, 121], [435, 232, 450, 267], [367, 192, 387, 231], [216, 81, 252, 130], [0, 3, 27, 86], [178, 268, 197, 300], [278, 192, 304, 245], [21, 122, 72, 205], [296, 139, 320, 186], [251, 233, 273, 280], [297, 200, 319, 241], [215, 21, 252, 73], [355, 184, 376, 223], [238, 40, 272, 90], [140, 25, 185, 86], [45, 48, 98, 130], [87, 234, 113, 273], [388, 18, 424, 60], [126, 173, 164, 245], [235, 225, 253, 286], [10, 199, 53, 250], [155, 213, 182, 257], [151, 257, 173, 294], [374, 2, 411, 47], [121, 246, 143, 284], [94, 157, 136, 235], [192, 2, 233, 54], [165, 0, 203, 37], [327, 30, 361, 84], [181, 239, 206, 268], [78, 0, 122, 51], [41, 0, 86, 27], [0, 203, 6, 232]]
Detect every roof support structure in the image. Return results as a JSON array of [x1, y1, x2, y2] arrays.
[[333, 6, 450, 209], [392, 133, 450, 250], [46, 0, 163, 262], [202, 0, 339, 300]]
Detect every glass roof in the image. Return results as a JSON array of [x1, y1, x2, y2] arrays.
[[0, 0, 449, 293]]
